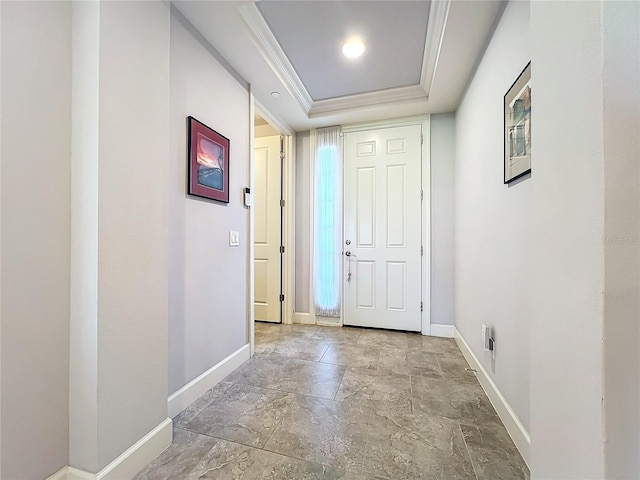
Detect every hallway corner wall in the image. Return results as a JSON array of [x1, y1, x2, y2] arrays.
[[168, 12, 250, 397], [602, 2, 640, 477], [430, 114, 455, 327], [294, 131, 312, 319], [0, 2, 72, 478], [454, 0, 531, 450], [529, 1, 611, 476]]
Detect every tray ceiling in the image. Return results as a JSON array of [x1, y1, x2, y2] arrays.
[[172, 1, 507, 131], [257, 1, 430, 101]]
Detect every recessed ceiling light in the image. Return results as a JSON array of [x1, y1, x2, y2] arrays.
[[270, 91, 281, 98], [342, 38, 365, 59]]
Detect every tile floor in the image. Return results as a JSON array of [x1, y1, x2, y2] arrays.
[[134, 323, 529, 480]]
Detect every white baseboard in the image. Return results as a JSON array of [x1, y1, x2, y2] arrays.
[[293, 312, 316, 325], [96, 418, 172, 480], [317, 318, 341, 327], [168, 344, 250, 418], [66, 467, 95, 480], [46, 466, 72, 480], [430, 323, 455, 338], [58, 417, 173, 480], [454, 327, 531, 468], [66, 467, 94, 480]]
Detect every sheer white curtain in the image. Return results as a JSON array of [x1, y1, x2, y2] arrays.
[[313, 126, 342, 318]]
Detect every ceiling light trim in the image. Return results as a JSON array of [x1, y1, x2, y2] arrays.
[[309, 85, 427, 117], [420, 0, 452, 98], [239, 4, 314, 113]]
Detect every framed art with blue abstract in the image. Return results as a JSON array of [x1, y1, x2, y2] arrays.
[[188, 116, 230, 203]]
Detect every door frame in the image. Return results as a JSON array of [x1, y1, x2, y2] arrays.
[[249, 92, 296, 356], [341, 115, 431, 335]]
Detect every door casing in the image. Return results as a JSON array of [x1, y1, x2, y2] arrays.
[[342, 123, 423, 331], [341, 116, 431, 335], [249, 93, 296, 357]]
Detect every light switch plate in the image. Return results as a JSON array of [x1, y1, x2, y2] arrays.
[[229, 231, 240, 246]]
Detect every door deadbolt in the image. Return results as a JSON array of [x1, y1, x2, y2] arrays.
[[345, 240, 351, 245]]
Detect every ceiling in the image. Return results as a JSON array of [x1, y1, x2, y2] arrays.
[[173, 0, 506, 133], [257, 1, 430, 101]]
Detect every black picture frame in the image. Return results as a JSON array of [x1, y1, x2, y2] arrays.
[[504, 62, 532, 184]]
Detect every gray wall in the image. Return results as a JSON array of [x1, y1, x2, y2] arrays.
[[70, 1, 171, 471], [455, 0, 640, 476], [602, 2, 640, 476], [529, 1, 609, 475], [430, 114, 455, 326], [294, 131, 312, 315], [455, 0, 531, 438], [0, 2, 71, 478], [95, 2, 170, 468], [168, 12, 250, 395], [0, 1, 251, 476]]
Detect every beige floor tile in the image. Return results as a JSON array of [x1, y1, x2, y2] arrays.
[[186, 439, 332, 480], [335, 367, 413, 415], [184, 383, 295, 448], [136, 324, 530, 480], [460, 423, 530, 480], [411, 375, 502, 428], [378, 346, 443, 378], [226, 353, 346, 399], [320, 343, 380, 369], [363, 411, 476, 480], [264, 394, 372, 473], [133, 428, 218, 480]]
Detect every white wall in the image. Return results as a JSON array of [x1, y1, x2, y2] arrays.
[[69, 0, 99, 471], [455, 0, 531, 437], [430, 114, 455, 326], [0, 2, 71, 478], [0, 2, 3, 471], [255, 123, 280, 138], [168, 12, 250, 396], [602, 3, 640, 478], [69, 1, 171, 472], [529, 1, 609, 477], [96, 2, 170, 468]]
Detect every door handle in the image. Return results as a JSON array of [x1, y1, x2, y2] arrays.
[[345, 251, 356, 257]]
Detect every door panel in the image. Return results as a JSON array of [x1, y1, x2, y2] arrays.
[[344, 125, 422, 331], [254, 135, 281, 322]]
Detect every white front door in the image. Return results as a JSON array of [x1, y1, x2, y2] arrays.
[[343, 125, 423, 331], [254, 135, 281, 322]]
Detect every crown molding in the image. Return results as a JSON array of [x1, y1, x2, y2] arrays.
[[239, 3, 313, 113], [421, 0, 452, 97], [309, 85, 427, 117], [240, 1, 451, 119]]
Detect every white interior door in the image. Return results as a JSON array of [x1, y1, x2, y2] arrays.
[[343, 125, 423, 331], [254, 134, 282, 322]]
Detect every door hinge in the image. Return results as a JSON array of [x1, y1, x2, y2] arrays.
[[280, 294, 285, 302], [420, 246, 423, 256], [421, 133, 424, 145], [420, 301, 423, 312], [280, 199, 285, 208], [280, 245, 285, 254], [421, 190, 424, 201]]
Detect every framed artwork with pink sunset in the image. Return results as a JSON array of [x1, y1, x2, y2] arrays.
[[188, 116, 230, 203]]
